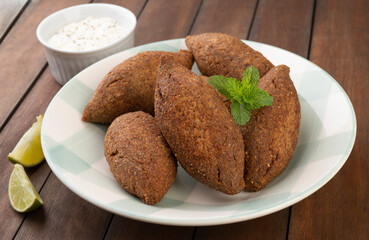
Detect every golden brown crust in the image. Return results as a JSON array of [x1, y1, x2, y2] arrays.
[[104, 111, 177, 205], [154, 58, 245, 195], [185, 33, 274, 79], [82, 50, 194, 124], [240, 65, 301, 191]]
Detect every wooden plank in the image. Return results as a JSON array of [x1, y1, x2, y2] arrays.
[[134, 0, 202, 45], [190, 0, 257, 39], [0, 0, 90, 131], [15, 173, 112, 240], [105, 216, 195, 240], [95, 0, 147, 15], [288, 0, 369, 239], [195, 211, 290, 240], [1, 1, 147, 239], [193, 0, 314, 239], [0, 68, 60, 239], [249, 0, 314, 57], [0, 0, 28, 40]]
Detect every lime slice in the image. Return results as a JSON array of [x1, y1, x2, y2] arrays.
[[8, 164, 43, 212], [8, 115, 44, 167]]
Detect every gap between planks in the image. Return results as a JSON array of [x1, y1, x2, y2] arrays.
[[0, 0, 30, 44], [0, 63, 48, 134], [286, 0, 317, 239]]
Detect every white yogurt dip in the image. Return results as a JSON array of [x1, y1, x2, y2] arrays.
[[48, 17, 126, 51]]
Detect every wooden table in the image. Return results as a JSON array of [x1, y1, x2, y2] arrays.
[[1, 0, 368, 239]]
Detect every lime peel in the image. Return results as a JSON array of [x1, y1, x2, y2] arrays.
[[8, 115, 44, 167], [8, 164, 43, 213]]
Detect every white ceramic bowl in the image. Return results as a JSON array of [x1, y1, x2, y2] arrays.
[[37, 3, 136, 85]]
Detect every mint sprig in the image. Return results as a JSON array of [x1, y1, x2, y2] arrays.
[[208, 66, 273, 125]]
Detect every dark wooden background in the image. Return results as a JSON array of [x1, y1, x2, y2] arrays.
[[0, 0, 368, 239]]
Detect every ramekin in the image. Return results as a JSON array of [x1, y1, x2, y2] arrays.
[[36, 3, 136, 85]]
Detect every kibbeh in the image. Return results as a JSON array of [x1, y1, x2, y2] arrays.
[[185, 32, 274, 79], [155, 58, 245, 195], [241, 65, 300, 191], [82, 50, 194, 124], [104, 111, 177, 205]]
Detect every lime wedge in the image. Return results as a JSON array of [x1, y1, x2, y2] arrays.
[[8, 115, 44, 167], [8, 164, 43, 212]]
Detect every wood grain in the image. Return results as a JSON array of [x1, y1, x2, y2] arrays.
[[192, 0, 314, 239], [0, 0, 89, 131], [0, 0, 147, 239], [249, 0, 314, 57], [105, 217, 195, 240], [195, 211, 290, 240], [95, 0, 147, 15], [0, 0, 28, 41], [15, 173, 112, 240], [288, 0, 369, 239], [0, 68, 60, 239], [134, 0, 202, 45], [190, 0, 257, 38]]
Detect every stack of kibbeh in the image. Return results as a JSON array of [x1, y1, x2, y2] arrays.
[[82, 32, 301, 205]]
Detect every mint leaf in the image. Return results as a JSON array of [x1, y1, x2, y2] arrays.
[[241, 85, 273, 110], [242, 65, 259, 87], [208, 65, 274, 126], [225, 78, 243, 103], [241, 84, 258, 106], [207, 75, 233, 100], [230, 102, 251, 125], [252, 88, 273, 109]]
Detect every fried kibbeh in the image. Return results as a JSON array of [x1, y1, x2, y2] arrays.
[[104, 111, 177, 205], [240, 65, 300, 191], [185, 33, 274, 79], [82, 50, 194, 124], [155, 59, 245, 195]]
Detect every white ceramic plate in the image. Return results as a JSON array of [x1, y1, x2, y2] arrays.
[[41, 39, 356, 226]]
